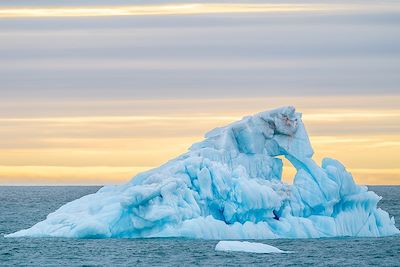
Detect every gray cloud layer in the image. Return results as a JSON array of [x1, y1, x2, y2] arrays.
[[0, 2, 399, 99]]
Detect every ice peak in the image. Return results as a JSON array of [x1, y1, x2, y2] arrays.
[[196, 106, 313, 160]]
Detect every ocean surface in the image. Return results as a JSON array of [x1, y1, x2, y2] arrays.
[[1, 186, 399, 266]]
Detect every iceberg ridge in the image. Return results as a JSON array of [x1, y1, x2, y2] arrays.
[[7, 106, 399, 239]]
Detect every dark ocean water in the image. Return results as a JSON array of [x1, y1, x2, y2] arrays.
[[1, 186, 399, 266]]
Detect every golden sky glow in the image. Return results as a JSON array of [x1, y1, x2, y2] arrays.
[[0, 96, 399, 185], [0, 4, 345, 18]]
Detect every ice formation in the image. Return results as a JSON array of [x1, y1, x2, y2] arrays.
[[7, 106, 399, 239], [215, 241, 288, 253]]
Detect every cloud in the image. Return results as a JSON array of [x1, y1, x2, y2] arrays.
[[0, 3, 340, 18], [0, 2, 399, 184], [0, 3, 399, 98]]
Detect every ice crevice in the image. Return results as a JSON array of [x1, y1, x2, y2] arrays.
[[6, 106, 399, 239]]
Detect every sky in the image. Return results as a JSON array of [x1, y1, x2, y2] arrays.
[[0, 1, 399, 185]]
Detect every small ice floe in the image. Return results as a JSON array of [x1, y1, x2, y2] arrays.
[[215, 241, 290, 254]]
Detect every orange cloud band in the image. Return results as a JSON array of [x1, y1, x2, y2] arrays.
[[0, 4, 342, 18]]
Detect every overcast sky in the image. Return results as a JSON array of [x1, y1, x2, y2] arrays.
[[1, 1, 399, 99], [0, 1, 399, 184]]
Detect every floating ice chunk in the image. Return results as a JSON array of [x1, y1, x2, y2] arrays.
[[215, 241, 289, 253]]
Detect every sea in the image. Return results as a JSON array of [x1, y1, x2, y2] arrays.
[[1, 186, 399, 266]]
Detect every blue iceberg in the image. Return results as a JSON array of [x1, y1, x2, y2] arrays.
[[7, 106, 399, 238]]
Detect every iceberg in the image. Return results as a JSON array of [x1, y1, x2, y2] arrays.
[[215, 241, 289, 253], [7, 106, 399, 239]]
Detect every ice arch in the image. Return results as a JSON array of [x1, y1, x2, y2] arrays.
[[7, 106, 399, 239]]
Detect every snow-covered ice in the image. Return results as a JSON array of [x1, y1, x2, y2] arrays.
[[215, 241, 288, 253], [7, 106, 400, 239]]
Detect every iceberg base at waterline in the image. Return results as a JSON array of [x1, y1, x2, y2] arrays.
[[6, 106, 399, 239]]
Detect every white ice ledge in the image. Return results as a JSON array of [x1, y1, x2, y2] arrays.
[[215, 241, 290, 254]]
